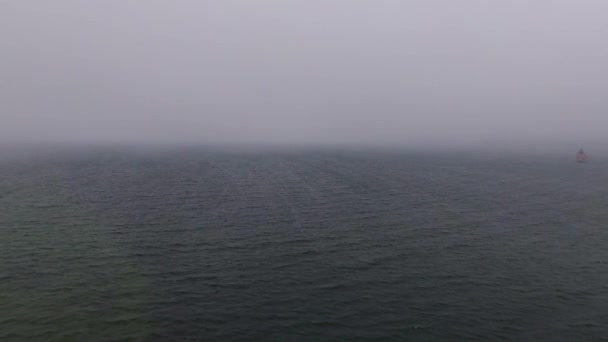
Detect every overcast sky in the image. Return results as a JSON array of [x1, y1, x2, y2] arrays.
[[2, 0, 608, 146]]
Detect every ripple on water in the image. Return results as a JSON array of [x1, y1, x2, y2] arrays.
[[2, 151, 608, 340]]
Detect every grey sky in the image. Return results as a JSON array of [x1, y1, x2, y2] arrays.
[[2, 0, 608, 146]]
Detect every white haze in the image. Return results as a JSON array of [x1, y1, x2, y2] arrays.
[[2, 0, 608, 149]]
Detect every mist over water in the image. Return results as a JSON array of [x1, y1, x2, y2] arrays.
[[3, 0, 608, 147], [3, 0, 608, 340]]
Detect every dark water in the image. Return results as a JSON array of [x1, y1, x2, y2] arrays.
[[2, 149, 608, 341]]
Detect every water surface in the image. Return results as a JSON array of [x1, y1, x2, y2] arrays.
[[2, 149, 608, 340]]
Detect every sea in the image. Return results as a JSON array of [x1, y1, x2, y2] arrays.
[[2, 147, 608, 341]]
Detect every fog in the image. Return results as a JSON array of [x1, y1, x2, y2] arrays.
[[2, 0, 608, 148]]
